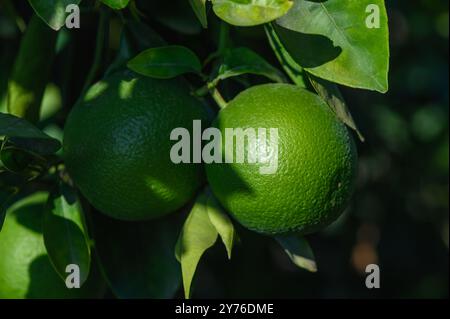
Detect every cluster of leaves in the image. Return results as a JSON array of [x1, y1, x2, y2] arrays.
[[0, 0, 390, 298]]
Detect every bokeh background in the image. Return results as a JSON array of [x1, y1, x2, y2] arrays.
[[1, 0, 448, 298]]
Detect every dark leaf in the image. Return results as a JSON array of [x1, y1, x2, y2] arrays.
[[275, 235, 317, 272], [92, 212, 181, 298], [308, 74, 365, 142], [127, 46, 202, 79], [0, 112, 61, 155]]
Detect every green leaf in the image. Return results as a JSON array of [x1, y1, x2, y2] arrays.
[[28, 0, 81, 30], [307, 74, 365, 142], [0, 186, 19, 231], [8, 14, 57, 123], [213, 47, 286, 86], [212, 0, 293, 26], [206, 193, 235, 259], [43, 182, 91, 285], [175, 193, 218, 298], [92, 212, 181, 298], [127, 46, 202, 79], [275, 0, 389, 92], [264, 23, 308, 88], [189, 0, 208, 28], [100, 0, 130, 10], [0, 112, 61, 154], [275, 235, 317, 272], [106, 19, 167, 77], [0, 145, 34, 174]]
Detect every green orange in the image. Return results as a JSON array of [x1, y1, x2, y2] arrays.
[[63, 70, 208, 220], [206, 84, 357, 235]]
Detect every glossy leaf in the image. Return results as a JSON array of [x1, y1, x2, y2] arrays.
[[189, 0, 208, 28], [264, 23, 308, 88], [105, 20, 166, 76], [28, 0, 81, 30], [275, 235, 317, 272], [44, 182, 91, 285], [206, 193, 235, 259], [0, 112, 61, 154], [212, 0, 293, 26], [100, 0, 130, 10], [308, 74, 365, 142], [175, 193, 218, 298], [127, 46, 202, 79], [92, 212, 181, 298], [276, 0, 389, 92], [213, 47, 286, 85]]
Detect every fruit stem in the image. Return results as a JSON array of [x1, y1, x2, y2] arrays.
[[211, 88, 227, 109], [80, 6, 109, 97]]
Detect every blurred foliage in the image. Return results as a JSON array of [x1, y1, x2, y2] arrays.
[[0, 0, 448, 298]]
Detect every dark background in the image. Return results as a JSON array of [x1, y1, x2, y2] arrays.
[[0, 0, 448, 298]]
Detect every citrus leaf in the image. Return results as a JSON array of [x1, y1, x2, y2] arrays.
[[100, 0, 130, 10], [28, 0, 81, 30], [308, 73, 365, 142], [264, 23, 308, 88], [175, 193, 218, 298], [213, 47, 286, 86], [127, 45, 202, 79], [0, 112, 61, 154], [189, 0, 208, 28], [212, 0, 293, 26], [43, 182, 91, 285], [206, 193, 236, 259], [92, 212, 181, 298], [275, 0, 389, 92], [0, 186, 19, 231], [0, 146, 34, 174], [8, 14, 57, 123], [275, 235, 317, 272]]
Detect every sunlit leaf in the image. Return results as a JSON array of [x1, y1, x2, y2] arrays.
[[212, 0, 293, 26], [100, 0, 130, 10], [206, 193, 235, 259], [175, 193, 218, 298], [275, 0, 389, 92]]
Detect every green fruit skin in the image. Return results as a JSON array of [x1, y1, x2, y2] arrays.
[[0, 193, 105, 299], [206, 84, 358, 236], [63, 70, 208, 221]]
